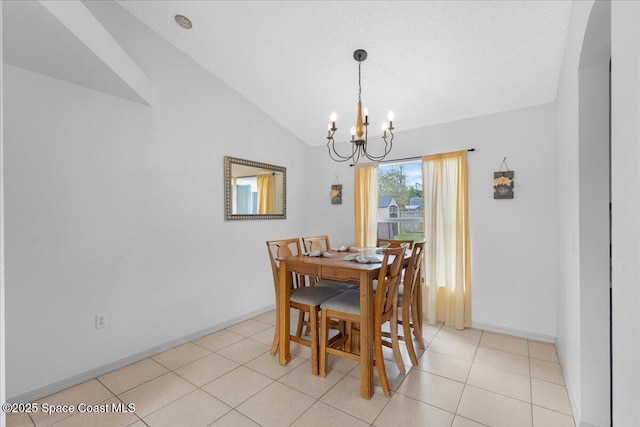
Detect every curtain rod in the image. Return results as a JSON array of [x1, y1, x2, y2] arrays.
[[349, 148, 476, 167]]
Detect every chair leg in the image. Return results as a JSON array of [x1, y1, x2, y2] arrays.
[[402, 304, 419, 366], [411, 301, 426, 349], [351, 324, 360, 354], [345, 321, 352, 352], [374, 330, 391, 396], [296, 309, 305, 337], [390, 309, 406, 375], [319, 309, 328, 378], [271, 311, 279, 356], [310, 306, 319, 376], [303, 312, 312, 337]]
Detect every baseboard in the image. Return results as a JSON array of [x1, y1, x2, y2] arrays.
[[471, 321, 556, 343], [8, 304, 275, 403]]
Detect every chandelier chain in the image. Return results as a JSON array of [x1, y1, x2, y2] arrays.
[[358, 61, 362, 104]]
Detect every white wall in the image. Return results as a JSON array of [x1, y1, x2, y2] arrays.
[[1, 1, 7, 424], [578, 60, 610, 427], [555, 3, 593, 423], [611, 1, 640, 425], [557, 1, 640, 426], [4, 2, 311, 399], [308, 104, 558, 339], [304, 149, 357, 247]]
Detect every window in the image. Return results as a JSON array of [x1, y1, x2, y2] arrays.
[[234, 177, 258, 214], [377, 161, 424, 242]]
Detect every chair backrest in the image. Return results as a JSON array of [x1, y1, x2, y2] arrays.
[[266, 238, 304, 292], [403, 241, 425, 304], [374, 246, 406, 322], [376, 238, 414, 250], [302, 235, 331, 252]]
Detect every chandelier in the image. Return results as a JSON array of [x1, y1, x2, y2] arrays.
[[326, 49, 395, 164]]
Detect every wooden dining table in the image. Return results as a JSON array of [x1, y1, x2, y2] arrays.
[[277, 249, 403, 399]]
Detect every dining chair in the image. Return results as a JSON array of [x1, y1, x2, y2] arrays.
[[372, 237, 413, 290], [382, 240, 426, 367], [302, 234, 332, 252], [376, 237, 415, 249], [301, 235, 357, 291], [375, 237, 415, 291], [266, 238, 345, 374], [318, 246, 406, 395]]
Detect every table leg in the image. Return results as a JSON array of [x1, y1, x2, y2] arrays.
[[278, 260, 292, 366], [359, 270, 374, 399]]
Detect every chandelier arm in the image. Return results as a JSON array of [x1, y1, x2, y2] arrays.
[[382, 130, 394, 155], [363, 131, 394, 162], [360, 126, 368, 159], [327, 137, 357, 162]]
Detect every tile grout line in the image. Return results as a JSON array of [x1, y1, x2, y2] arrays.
[[450, 329, 483, 424], [529, 340, 534, 426], [133, 347, 246, 425], [200, 365, 268, 410]]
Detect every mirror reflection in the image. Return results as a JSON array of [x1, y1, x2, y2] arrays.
[[224, 156, 286, 220]]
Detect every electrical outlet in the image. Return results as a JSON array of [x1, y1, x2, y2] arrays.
[[96, 314, 107, 329]]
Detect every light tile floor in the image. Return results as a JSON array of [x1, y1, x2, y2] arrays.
[[7, 310, 575, 427]]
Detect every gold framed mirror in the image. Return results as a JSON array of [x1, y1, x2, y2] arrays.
[[224, 156, 286, 220]]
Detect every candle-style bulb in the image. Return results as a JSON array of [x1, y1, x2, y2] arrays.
[[330, 112, 337, 130], [381, 123, 388, 131], [350, 126, 356, 136], [387, 111, 395, 121]]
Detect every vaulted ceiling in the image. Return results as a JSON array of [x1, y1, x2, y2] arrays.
[[4, 1, 572, 147]]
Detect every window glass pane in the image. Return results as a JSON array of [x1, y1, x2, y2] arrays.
[[235, 177, 258, 214], [377, 161, 423, 243]]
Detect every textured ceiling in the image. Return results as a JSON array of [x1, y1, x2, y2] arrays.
[[118, 1, 572, 147]]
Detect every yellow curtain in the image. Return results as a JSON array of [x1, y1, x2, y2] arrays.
[[257, 174, 275, 214], [354, 162, 378, 247], [422, 150, 471, 330]]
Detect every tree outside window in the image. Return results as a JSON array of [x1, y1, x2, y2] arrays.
[[378, 162, 424, 242]]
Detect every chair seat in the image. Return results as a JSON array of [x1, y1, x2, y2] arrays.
[[291, 286, 343, 306], [316, 279, 358, 290], [320, 289, 360, 315]]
